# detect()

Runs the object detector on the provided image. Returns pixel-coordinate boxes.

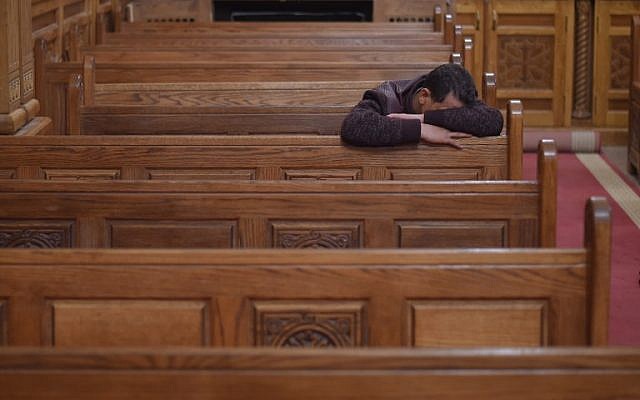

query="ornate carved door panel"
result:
[484,0,574,127]
[593,0,640,127]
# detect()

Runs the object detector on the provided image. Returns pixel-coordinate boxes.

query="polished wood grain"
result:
[64,58,491,135]
[0,132,519,182]
[3,347,635,400]
[0,196,610,348]
[0,141,553,249]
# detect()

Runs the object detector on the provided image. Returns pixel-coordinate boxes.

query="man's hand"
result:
[387,113,424,123]
[420,124,472,149]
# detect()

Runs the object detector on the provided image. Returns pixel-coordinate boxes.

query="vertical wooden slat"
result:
[483,72,497,107]
[463,37,474,78]
[584,196,611,346]
[444,13,454,45]
[83,55,96,106]
[433,5,442,32]
[66,73,82,134]
[537,139,557,248]
[506,100,523,180]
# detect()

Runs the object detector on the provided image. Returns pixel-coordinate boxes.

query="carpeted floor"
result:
[523,152,640,345]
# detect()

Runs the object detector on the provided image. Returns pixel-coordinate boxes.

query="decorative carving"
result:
[280,231,352,248]
[610,37,631,89]
[254,302,366,348]
[271,222,362,248]
[9,78,21,104]
[0,229,65,248]
[498,36,554,89]
[572,0,593,118]
[22,69,34,96]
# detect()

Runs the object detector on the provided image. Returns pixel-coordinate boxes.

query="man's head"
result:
[412,63,478,114]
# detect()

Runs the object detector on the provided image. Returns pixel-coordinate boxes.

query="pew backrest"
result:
[2,348,636,399]
[0,196,610,347]
[0,141,554,249]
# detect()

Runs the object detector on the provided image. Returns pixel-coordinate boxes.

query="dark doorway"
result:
[214,1,373,22]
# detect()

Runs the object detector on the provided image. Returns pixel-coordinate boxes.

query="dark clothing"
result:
[340,75,504,146]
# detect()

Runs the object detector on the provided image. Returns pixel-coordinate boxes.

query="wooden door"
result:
[485,0,574,126]
[593,0,640,127]
[455,0,484,89]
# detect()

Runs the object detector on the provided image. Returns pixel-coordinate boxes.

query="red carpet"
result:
[523,153,640,345]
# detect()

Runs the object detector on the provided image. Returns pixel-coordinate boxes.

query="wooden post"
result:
[83,56,96,106]
[463,37,474,77]
[66,73,83,134]
[444,13,454,45]
[537,139,557,248]
[584,196,611,346]
[482,72,497,108]
[454,24,463,53]
[506,100,523,180]
[433,5,442,32]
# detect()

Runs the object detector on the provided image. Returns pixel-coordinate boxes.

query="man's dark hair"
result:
[419,63,478,105]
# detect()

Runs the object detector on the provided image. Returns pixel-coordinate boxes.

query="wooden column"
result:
[572,0,593,119]
[1,0,40,134]
[0,0,26,133]
[19,0,38,120]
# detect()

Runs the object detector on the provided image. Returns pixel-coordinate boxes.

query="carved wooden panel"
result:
[269,221,362,248]
[396,220,506,248]
[107,220,237,248]
[43,169,120,181]
[0,170,16,179]
[485,0,573,126]
[389,168,481,181]
[408,300,548,347]
[593,0,640,127]
[253,301,366,347]
[0,301,5,345]
[498,35,554,89]
[46,300,210,346]
[283,169,361,181]
[0,221,73,248]
[610,36,631,90]
[148,169,255,181]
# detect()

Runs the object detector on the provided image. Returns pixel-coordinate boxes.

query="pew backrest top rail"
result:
[1,347,637,371]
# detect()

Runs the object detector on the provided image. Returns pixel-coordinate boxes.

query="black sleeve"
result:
[340,89,421,147]
[423,100,504,137]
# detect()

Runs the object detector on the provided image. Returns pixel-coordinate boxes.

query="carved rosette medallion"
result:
[263,314,354,347]
[271,221,362,248]
[0,229,67,248]
[254,302,366,348]
[498,36,554,89]
[280,231,352,248]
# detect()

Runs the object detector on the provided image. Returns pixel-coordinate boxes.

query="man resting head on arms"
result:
[340,63,503,149]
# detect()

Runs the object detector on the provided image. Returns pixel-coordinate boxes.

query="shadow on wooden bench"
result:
[0,196,610,347]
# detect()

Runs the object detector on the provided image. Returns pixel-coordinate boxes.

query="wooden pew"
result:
[96,37,452,51]
[0,140,554,249]
[0,134,521,183]
[66,57,490,135]
[629,15,640,177]
[0,196,609,347]
[40,60,449,133]
[1,347,637,399]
